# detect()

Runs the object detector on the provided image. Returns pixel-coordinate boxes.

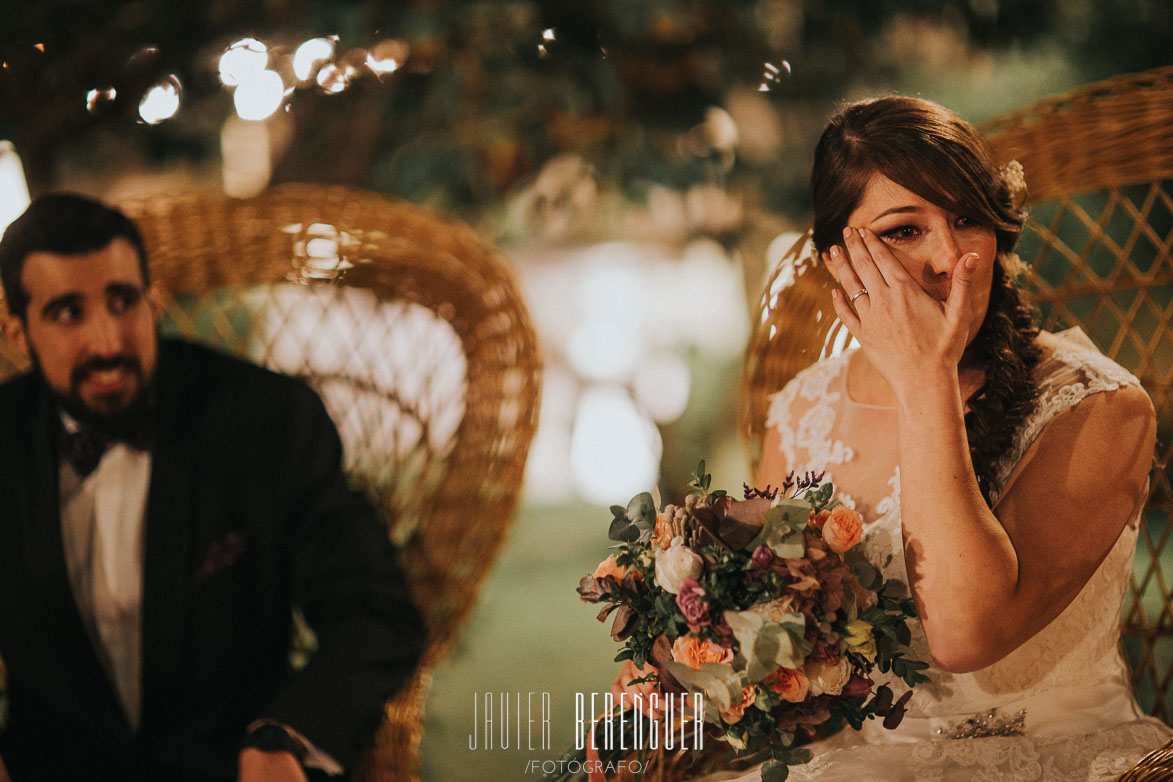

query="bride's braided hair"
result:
[810,96,1040,506]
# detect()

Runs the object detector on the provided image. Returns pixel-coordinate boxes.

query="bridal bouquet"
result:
[568,463,927,782]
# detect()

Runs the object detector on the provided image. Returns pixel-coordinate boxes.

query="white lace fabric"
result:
[729,327,1173,781]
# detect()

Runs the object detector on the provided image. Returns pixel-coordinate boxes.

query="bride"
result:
[713,97,1171,781]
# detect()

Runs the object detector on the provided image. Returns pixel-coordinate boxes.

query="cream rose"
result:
[804,658,851,697]
[655,536,703,594]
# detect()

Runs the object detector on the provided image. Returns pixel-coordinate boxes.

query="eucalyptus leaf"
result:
[725,609,808,682]
[851,561,881,591]
[761,760,790,782]
[765,526,805,559]
[768,499,812,531]
[660,661,740,712]
[780,747,813,765]
[747,499,811,558]
[608,492,657,543]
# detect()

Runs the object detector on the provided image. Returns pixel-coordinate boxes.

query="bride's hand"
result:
[826,226,980,394]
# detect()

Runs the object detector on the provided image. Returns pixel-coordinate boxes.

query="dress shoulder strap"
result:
[990,328,1142,505]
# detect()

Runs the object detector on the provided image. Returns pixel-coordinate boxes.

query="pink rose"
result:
[675,577,710,631]
[751,545,774,568]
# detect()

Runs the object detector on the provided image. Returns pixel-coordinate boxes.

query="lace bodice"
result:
[764,328,1150,733]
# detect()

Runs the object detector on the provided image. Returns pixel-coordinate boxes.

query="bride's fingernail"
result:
[843,227,852,239]
[962,252,979,269]
[829,246,841,259]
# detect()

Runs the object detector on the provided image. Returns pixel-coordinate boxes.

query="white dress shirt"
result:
[59,430,149,730]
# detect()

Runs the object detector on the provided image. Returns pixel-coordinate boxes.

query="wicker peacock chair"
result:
[740,67,1173,778]
[0,184,542,781]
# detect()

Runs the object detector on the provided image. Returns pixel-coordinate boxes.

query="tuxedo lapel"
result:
[18,384,131,739]
[139,343,196,729]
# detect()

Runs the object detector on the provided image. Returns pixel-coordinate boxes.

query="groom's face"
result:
[3,237,162,426]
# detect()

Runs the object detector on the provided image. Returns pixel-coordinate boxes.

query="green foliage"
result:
[804,482,835,511]
[608,492,656,543]
[688,460,728,507]
[725,609,808,681]
[748,500,810,558]
[761,759,790,782]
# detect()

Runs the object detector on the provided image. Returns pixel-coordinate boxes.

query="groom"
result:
[0,194,424,781]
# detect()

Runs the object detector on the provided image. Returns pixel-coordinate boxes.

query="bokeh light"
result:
[570,385,662,505]
[218,38,268,87]
[293,37,336,82]
[85,87,117,115]
[220,115,271,197]
[538,27,557,58]
[233,69,285,121]
[316,63,352,93]
[566,255,648,381]
[367,39,409,74]
[0,141,31,237]
[759,59,792,91]
[138,75,182,124]
[633,351,691,424]
[567,319,642,382]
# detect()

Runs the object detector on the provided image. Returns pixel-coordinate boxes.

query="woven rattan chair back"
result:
[741,67,1173,723]
[0,184,542,781]
[739,230,844,471]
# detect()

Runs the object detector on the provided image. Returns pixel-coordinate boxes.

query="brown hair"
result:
[0,193,149,320]
[810,96,1041,505]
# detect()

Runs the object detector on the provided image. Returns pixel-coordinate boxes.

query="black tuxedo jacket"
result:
[0,339,424,781]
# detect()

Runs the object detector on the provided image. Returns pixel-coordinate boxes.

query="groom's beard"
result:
[29,348,155,438]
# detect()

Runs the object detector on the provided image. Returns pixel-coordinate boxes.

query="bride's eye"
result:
[879,225,920,242]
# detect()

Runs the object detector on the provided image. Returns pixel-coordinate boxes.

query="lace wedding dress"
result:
[711,328,1171,782]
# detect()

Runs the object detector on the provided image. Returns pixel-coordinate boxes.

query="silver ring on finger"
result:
[850,288,869,304]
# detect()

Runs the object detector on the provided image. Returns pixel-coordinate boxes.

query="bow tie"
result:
[60,425,152,478]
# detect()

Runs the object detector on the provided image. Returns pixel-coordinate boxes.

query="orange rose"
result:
[809,509,831,531]
[719,685,758,724]
[670,635,734,669]
[592,554,628,582]
[763,666,810,703]
[822,505,863,553]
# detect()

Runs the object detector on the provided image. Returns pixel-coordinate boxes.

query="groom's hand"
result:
[238,748,309,782]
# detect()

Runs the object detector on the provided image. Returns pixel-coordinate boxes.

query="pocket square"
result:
[196,531,247,581]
